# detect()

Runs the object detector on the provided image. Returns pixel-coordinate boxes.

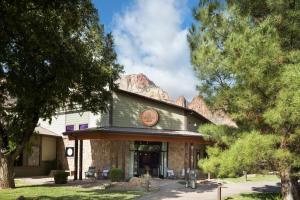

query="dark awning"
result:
[63,126,212,144]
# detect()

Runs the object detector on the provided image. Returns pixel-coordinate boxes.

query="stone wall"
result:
[168,142,207,178]
[57,138,207,179]
[57,138,131,177]
[168,142,185,176]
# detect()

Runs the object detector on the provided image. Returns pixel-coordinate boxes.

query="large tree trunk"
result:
[280,168,300,200]
[0,154,15,189]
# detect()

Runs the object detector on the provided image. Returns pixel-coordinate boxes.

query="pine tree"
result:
[188,0,300,199]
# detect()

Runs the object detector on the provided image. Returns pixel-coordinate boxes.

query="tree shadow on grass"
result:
[137,181,219,200]
[251,182,281,193]
[224,192,281,200]
[14,189,142,200]
[240,192,281,200]
[16,180,111,189]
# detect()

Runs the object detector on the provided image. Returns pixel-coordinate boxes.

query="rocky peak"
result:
[188,96,237,127]
[117,73,172,102]
[175,96,187,107]
[188,96,214,120]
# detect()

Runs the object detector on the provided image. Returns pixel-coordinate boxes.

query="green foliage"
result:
[227,0,300,51]
[109,168,124,182]
[199,132,278,177]
[199,124,242,147]
[54,171,69,184]
[189,0,300,179]
[0,1,122,156]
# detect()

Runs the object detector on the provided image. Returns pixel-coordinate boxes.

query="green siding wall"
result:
[187,115,203,132]
[112,92,185,130]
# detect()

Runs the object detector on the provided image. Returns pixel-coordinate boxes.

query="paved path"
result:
[138,180,280,200]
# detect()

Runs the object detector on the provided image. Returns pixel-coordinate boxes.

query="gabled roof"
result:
[115,89,213,124]
[35,126,61,137]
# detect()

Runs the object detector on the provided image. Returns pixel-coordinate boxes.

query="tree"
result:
[0,0,122,188]
[188,0,300,199]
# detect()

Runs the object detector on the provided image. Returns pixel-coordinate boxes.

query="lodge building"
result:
[15,89,213,179]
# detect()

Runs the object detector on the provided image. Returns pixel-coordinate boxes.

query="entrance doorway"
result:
[132,141,167,178]
[139,151,160,176]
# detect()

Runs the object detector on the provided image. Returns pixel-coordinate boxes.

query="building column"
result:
[74,139,78,181]
[79,140,83,180]
[122,141,126,172]
[188,143,192,170]
[184,142,188,180]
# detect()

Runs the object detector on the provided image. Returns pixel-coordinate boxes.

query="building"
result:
[51,89,211,178]
[14,127,60,177]
[16,88,213,178]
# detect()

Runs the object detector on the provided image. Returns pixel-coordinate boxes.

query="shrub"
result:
[54,171,69,184]
[109,168,124,182]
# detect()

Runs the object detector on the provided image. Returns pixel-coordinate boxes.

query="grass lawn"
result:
[0,184,143,200]
[218,175,280,183]
[224,192,281,200]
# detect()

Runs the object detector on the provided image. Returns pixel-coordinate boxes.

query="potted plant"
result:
[54,171,69,184]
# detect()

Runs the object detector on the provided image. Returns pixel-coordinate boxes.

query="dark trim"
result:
[74,140,78,181]
[166,142,169,174]
[79,140,83,180]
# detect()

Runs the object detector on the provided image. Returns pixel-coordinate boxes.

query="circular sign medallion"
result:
[140,109,159,127]
[65,147,74,157]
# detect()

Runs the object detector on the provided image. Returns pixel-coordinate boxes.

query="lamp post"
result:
[217,183,222,200]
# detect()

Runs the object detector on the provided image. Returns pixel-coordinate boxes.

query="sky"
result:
[92,0,199,100]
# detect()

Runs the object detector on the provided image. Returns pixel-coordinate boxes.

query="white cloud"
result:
[112,0,198,100]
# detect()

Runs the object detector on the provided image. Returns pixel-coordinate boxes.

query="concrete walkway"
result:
[138,180,280,200]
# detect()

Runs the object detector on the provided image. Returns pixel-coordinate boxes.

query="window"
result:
[79,124,88,130]
[66,125,74,132]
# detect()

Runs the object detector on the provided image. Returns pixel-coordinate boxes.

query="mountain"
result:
[117,73,172,102]
[117,73,236,127]
[188,96,237,127]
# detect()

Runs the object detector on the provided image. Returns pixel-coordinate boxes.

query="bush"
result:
[54,171,69,184]
[109,168,124,182]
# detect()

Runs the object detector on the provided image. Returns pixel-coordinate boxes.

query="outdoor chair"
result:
[181,168,190,179]
[99,165,111,179]
[85,166,96,179]
[167,169,176,179]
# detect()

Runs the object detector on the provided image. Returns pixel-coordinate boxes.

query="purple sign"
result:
[79,124,88,130]
[65,125,74,132]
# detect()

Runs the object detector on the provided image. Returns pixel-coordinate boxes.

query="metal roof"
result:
[63,126,208,139]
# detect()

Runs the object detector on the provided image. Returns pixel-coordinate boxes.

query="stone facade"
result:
[58,138,132,177]
[168,142,185,176]
[57,138,207,179]
[168,142,206,178]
